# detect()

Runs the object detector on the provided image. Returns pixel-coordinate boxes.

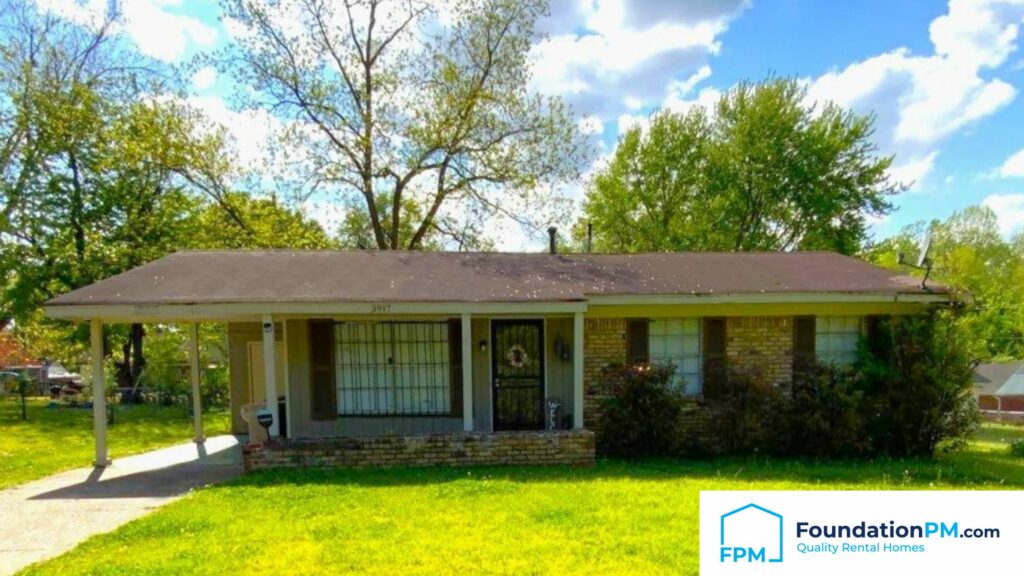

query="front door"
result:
[492,320,545,431]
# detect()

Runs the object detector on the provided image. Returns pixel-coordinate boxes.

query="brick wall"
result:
[581,315,796,451]
[243,430,595,471]
[724,316,793,385]
[583,318,627,429]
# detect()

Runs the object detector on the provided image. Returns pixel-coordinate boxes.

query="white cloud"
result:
[187,95,280,172]
[578,115,604,136]
[669,65,712,97]
[931,0,1024,68]
[804,0,1024,187]
[300,199,347,234]
[33,0,218,62]
[664,86,721,115]
[617,113,649,134]
[530,0,747,121]
[997,147,1024,177]
[983,193,1024,235]
[191,66,217,91]
[889,152,939,191]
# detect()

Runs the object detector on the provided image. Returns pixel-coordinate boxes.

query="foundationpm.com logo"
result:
[701,491,1020,575]
[719,503,784,564]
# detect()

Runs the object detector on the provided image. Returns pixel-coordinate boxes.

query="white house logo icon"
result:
[720,503,784,563]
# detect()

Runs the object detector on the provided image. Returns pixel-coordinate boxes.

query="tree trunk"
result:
[115,323,146,404]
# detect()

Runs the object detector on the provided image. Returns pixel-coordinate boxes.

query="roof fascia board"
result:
[585,293,949,305]
[43,301,590,322]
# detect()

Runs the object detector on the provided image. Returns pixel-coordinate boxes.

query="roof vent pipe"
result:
[548,226,558,254]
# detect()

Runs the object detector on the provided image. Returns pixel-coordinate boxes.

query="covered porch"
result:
[51,302,589,469]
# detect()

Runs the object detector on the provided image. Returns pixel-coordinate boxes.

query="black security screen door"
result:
[492,320,544,431]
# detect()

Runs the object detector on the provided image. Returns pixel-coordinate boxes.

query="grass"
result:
[18,423,1024,576]
[0,396,230,490]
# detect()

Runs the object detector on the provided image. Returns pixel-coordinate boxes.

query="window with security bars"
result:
[815,316,862,365]
[649,318,702,395]
[335,322,452,415]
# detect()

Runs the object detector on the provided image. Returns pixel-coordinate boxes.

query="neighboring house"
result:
[974,362,1024,413]
[43,248,949,469]
[1,362,84,396]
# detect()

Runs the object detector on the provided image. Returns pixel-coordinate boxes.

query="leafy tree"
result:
[865,206,1024,360]
[856,313,979,457]
[214,0,588,250]
[0,3,236,392]
[188,192,336,249]
[580,78,900,254]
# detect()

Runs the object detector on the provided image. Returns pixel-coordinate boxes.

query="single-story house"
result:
[43,249,949,469]
[974,362,1024,413]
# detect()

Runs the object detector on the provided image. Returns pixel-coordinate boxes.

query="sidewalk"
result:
[0,435,244,575]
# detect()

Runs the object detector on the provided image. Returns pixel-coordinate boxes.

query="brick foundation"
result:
[242,430,595,472]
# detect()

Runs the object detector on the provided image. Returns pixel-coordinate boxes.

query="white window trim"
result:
[648,317,703,395]
[815,316,863,365]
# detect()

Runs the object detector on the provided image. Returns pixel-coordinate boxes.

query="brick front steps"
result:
[242,430,596,471]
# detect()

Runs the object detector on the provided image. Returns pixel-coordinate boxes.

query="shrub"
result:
[705,367,782,455]
[779,363,866,457]
[201,365,230,409]
[597,363,687,457]
[1011,439,1024,458]
[855,312,980,457]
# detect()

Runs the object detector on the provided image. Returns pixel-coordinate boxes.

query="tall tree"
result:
[215,0,587,250]
[188,191,336,249]
[580,78,901,255]
[0,2,236,389]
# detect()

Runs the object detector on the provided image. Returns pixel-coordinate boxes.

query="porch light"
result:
[479,339,488,352]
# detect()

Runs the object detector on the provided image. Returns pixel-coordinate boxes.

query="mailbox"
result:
[255,408,274,432]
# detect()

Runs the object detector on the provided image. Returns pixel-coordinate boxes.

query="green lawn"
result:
[18,423,1024,576]
[0,397,230,490]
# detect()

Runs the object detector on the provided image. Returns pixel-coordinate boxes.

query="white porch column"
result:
[90,319,110,467]
[461,313,473,432]
[262,314,279,437]
[573,312,584,430]
[189,323,204,443]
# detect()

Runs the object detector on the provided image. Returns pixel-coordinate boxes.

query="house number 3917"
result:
[371,304,392,313]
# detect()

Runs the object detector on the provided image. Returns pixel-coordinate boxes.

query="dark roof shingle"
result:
[46,250,945,307]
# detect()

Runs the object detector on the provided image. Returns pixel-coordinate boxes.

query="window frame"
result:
[814,316,863,366]
[647,317,703,395]
[333,321,455,417]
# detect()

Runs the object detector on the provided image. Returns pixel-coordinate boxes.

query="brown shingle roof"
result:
[45,250,945,307]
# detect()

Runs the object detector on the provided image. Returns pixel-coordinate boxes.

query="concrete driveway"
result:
[0,435,244,575]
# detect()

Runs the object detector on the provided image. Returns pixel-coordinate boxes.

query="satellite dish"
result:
[915,229,932,268]
[897,229,935,290]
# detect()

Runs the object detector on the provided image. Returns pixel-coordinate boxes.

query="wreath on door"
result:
[505,344,531,368]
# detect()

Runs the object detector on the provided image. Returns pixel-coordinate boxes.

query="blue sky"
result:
[33,0,1024,249]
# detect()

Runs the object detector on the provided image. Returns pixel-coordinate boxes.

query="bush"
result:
[597,363,687,457]
[1011,439,1024,458]
[597,313,978,460]
[856,312,980,457]
[201,365,230,409]
[705,367,782,455]
[779,363,867,457]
